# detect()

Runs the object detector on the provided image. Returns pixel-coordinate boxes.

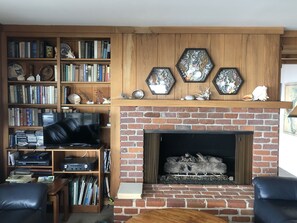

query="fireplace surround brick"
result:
[115,106,280,223]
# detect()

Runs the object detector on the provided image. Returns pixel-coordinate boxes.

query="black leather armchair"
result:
[253,176,297,223]
[0,183,48,223]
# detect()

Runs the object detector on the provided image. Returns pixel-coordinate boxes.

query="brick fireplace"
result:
[114,106,280,223]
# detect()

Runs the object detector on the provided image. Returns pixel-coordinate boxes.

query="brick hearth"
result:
[114,106,280,223]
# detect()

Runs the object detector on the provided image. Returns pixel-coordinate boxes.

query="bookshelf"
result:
[2,31,112,213]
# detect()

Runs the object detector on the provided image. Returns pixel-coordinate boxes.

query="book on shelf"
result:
[6,174,35,183]
[8,40,54,58]
[117,182,143,199]
[8,151,20,165]
[77,40,110,59]
[104,176,111,198]
[9,85,57,105]
[70,176,99,206]
[104,149,111,173]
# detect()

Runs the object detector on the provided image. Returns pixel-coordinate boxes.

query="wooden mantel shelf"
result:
[112,99,292,109]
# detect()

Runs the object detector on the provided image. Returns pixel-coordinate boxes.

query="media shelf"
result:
[2,31,112,213]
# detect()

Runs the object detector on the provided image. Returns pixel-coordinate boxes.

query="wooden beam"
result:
[112,99,292,109]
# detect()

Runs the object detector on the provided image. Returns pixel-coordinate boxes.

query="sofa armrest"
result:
[0,183,48,210]
[253,176,297,200]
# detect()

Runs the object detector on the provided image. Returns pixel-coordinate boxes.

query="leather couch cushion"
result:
[0,209,43,223]
[255,199,297,223]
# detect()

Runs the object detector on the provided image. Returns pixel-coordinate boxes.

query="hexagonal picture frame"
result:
[146,67,176,95]
[212,68,244,95]
[176,48,214,82]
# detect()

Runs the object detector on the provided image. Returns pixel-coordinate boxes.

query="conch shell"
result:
[252,86,269,101]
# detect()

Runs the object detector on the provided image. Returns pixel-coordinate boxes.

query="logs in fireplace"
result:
[160,152,232,184]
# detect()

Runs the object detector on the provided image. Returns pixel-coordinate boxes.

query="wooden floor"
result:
[126,208,227,223]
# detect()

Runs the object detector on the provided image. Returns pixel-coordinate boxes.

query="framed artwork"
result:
[284,82,297,135]
[146,67,176,95]
[212,68,244,95]
[176,48,214,82]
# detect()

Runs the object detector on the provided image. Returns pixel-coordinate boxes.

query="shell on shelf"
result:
[67,93,81,104]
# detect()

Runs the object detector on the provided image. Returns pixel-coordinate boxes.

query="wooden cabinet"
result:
[2,31,112,213]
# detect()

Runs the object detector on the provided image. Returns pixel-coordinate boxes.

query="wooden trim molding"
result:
[112,99,292,109]
[2,25,284,35]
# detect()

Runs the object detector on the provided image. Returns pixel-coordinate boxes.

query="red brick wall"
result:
[115,106,280,222]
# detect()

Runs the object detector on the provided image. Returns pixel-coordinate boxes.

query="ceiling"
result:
[0,0,297,30]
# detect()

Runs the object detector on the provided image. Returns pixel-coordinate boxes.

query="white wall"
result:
[279,64,297,176]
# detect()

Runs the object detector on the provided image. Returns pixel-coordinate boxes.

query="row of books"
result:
[61,64,110,82]
[8,108,55,127]
[9,85,57,104]
[8,40,54,58]
[69,176,99,206]
[77,40,110,59]
[104,149,111,173]
[9,130,43,147]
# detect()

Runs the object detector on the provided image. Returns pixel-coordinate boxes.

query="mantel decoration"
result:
[212,68,243,95]
[176,48,214,82]
[146,67,176,95]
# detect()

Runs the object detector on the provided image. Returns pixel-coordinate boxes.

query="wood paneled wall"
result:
[0,25,4,183]
[120,33,281,101]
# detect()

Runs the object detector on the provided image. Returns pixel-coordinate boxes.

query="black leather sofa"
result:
[253,176,297,223]
[0,183,48,223]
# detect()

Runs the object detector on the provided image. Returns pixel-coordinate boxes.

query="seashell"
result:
[17,75,25,81]
[26,75,35,81]
[184,95,195,100]
[252,86,269,101]
[67,93,81,104]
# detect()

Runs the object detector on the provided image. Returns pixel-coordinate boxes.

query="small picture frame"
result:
[45,45,54,58]
[212,68,244,95]
[146,67,176,95]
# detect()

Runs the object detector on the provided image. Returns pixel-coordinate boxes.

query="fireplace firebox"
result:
[144,130,253,185]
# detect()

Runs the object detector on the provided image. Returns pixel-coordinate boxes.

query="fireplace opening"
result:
[144,130,253,185]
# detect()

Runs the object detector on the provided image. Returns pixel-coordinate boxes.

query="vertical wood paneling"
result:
[137,34,158,99]
[209,34,225,99]
[122,33,281,101]
[157,34,175,99]
[122,34,137,95]
[223,34,244,100]
[110,34,123,196]
[263,35,280,100]
[174,34,191,99]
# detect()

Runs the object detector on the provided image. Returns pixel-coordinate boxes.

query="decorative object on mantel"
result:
[120,93,130,99]
[182,95,195,101]
[195,87,211,100]
[252,85,269,101]
[120,89,145,100]
[146,67,175,95]
[176,48,214,82]
[212,68,244,95]
[131,89,145,99]
[67,93,81,104]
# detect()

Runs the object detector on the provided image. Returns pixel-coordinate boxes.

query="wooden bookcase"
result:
[1,29,113,212]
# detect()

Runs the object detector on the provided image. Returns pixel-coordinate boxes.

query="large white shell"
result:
[252,86,269,101]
